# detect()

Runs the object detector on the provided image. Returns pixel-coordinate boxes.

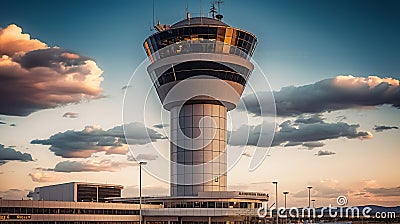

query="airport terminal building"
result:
[29,182,124,203]
[0,182,268,223]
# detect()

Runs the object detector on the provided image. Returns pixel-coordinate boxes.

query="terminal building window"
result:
[77,185,121,202]
[162,200,263,209]
[0,207,139,215]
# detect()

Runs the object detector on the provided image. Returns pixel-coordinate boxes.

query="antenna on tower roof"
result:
[210,1,217,19]
[152,0,155,27]
[216,0,224,21]
[185,0,190,25]
[149,0,156,31]
[217,0,223,13]
[150,0,170,32]
[200,0,203,24]
[210,0,224,20]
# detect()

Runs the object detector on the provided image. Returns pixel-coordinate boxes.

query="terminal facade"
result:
[1,182,268,223]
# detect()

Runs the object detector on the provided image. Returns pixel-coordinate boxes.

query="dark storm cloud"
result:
[363,186,400,197]
[112,122,167,143]
[31,122,166,158]
[16,48,91,69]
[121,85,131,90]
[239,76,400,117]
[153,123,169,129]
[0,144,33,165]
[316,150,336,156]
[242,152,252,157]
[283,141,302,147]
[354,192,367,196]
[282,140,325,149]
[228,118,372,148]
[302,141,325,149]
[62,112,79,118]
[274,120,372,146]
[373,125,399,132]
[294,114,325,124]
[0,24,104,116]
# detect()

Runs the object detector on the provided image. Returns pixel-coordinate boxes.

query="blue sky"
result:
[0,0,399,206]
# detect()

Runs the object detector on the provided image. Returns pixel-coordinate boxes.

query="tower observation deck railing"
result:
[144,26,257,62]
[146,41,253,62]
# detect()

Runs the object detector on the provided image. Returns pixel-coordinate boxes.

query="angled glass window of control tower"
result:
[143,15,257,196]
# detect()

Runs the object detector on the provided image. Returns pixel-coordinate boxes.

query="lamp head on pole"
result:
[283,191,289,195]
[307,186,312,190]
[139,161,148,166]
[272,181,278,185]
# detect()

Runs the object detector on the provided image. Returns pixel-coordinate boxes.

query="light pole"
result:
[283,191,289,209]
[311,199,316,223]
[272,181,278,224]
[307,186,312,222]
[139,161,147,224]
[283,191,289,224]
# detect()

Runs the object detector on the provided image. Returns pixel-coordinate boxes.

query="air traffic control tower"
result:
[143,13,257,196]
